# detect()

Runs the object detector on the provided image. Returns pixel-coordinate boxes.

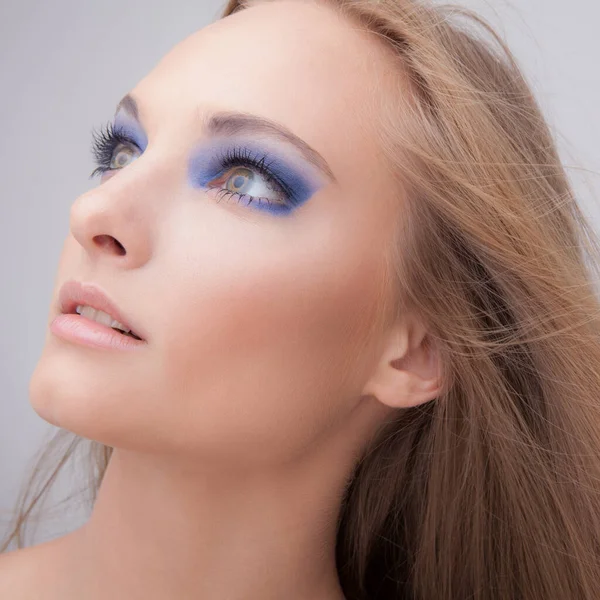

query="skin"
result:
[0,1,442,598]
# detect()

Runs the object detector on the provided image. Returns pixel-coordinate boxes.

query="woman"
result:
[2,0,600,598]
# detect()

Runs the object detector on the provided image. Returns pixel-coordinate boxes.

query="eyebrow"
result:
[115,93,336,183]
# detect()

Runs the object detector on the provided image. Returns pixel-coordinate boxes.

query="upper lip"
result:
[58,280,145,340]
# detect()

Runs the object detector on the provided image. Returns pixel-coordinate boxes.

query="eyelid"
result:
[214,146,292,196]
[220,136,326,186]
[188,138,323,200]
[113,106,325,191]
[91,121,323,215]
[121,139,142,154]
[89,121,145,179]
[112,115,148,152]
[108,131,142,164]
[115,95,335,183]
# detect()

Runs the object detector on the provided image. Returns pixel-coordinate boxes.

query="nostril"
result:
[94,235,126,255]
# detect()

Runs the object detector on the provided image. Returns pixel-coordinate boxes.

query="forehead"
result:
[131,0,393,177]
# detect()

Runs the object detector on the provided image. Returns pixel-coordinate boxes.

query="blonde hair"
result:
[4,0,600,598]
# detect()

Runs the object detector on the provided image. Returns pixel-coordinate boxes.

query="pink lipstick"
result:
[50,280,147,350]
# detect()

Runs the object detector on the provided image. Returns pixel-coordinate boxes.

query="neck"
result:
[59,437,354,600]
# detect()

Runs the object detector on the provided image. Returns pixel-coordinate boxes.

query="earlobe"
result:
[361,319,442,409]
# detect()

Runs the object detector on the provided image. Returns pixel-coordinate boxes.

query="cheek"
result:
[152,216,389,463]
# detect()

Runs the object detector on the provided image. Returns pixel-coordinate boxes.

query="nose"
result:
[69,170,155,269]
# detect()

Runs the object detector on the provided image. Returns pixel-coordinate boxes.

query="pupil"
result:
[232,175,246,190]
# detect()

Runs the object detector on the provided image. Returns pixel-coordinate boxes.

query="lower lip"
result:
[50,314,146,350]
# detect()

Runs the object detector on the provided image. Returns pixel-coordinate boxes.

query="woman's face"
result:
[30,0,402,466]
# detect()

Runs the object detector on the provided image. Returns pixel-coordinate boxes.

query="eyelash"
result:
[89,121,293,210]
[208,146,293,209]
[89,121,136,179]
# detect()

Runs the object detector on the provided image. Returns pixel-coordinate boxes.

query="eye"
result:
[201,145,296,212]
[89,121,142,179]
[208,165,288,207]
[109,144,138,170]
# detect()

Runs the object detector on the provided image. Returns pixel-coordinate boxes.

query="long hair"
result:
[4,0,600,598]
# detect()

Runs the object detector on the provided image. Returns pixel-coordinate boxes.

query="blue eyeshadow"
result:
[187,138,323,215]
[114,112,148,152]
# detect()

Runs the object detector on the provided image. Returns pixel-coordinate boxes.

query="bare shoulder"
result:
[0,536,73,599]
[0,543,44,599]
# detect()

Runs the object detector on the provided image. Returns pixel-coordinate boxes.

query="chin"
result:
[28,343,124,446]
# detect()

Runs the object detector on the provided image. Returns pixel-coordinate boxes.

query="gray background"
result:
[1,0,599,545]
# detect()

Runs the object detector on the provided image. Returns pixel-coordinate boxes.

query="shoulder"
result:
[0,535,73,599]
[0,544,40,599]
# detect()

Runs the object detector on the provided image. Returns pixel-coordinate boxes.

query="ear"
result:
[362,316,442,409]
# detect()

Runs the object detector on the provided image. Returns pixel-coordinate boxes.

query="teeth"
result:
[75,305,131,334]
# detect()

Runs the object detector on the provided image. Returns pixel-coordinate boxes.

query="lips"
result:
[58,280,146,341]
